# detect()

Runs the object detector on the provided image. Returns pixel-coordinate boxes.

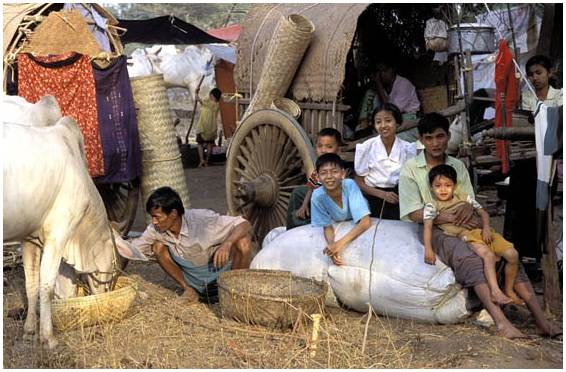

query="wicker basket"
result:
[244,14,314,119]
[218,269,327,328]
[271,97,301,119]
[3,243,22,268]
[130,74,191,223]
[51,276,137,332]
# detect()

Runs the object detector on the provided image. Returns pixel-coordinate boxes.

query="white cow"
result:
[3,95,146,349]
[127,45,216,101]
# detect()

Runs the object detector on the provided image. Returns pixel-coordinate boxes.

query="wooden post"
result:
[542,160,562,315]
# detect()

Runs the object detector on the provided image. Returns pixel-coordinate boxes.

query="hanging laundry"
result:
[494,40,519,175]
[18,53,105,177]
[92,56,142,184]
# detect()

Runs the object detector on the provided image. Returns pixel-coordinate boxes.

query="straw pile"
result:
[130,74,191,222]
[243,14,314,119]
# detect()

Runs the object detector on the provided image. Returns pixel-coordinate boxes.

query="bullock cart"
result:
[3,3,139,235]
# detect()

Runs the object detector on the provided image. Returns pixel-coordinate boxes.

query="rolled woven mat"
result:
[243,14,314,119]
[271,97,301,119]
[130,74,190,223]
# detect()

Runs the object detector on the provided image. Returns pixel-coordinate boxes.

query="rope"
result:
[366,195,387,311]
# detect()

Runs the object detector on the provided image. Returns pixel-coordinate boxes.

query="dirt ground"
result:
[3,162,563,368]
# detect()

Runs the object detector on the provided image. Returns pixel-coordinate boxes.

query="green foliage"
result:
[104,3,251,29]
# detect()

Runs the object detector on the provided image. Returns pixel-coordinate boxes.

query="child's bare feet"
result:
[491,290,513,305]
[504,290,525,305]
[497,324,529,339]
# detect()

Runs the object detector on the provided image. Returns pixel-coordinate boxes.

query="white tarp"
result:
[252,219,471,324]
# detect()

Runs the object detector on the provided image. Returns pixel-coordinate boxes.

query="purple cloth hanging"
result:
[92,56,141,184]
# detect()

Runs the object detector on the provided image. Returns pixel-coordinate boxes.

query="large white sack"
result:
[251,218,470,324]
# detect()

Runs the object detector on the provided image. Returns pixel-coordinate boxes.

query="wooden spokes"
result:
[96,178,140,235]
[226,109,316,245]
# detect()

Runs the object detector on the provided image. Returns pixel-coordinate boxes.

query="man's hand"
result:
[296,202,310,220]
[213,241,232,268]
[424,247,436,265]
[330,253,344,266]
[481,227,493,245]
[382,191,399,205]
[325,240,346,258]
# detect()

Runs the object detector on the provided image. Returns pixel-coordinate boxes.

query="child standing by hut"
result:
[195,87,222,167]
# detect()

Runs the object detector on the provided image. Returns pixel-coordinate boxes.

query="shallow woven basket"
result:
[130,74,191,223]
[271,97,301,119]
[51,276,137,332]
[218,269,327,328]
[244,14,314,119]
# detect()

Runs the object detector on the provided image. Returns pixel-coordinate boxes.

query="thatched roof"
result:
[236,3,368,103]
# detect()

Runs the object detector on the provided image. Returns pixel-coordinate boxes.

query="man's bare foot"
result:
[496,324,529,339]
[536,321,562,339]
[180,288,199,304]
[491,291,513,306]
[504,290,525,306]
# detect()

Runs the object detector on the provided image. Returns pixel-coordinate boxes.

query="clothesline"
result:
[483,3,538,99]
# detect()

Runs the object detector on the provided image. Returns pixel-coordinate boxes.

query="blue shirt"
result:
[311,178,370,227]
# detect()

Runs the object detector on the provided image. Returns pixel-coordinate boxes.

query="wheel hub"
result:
[236,173,279,208]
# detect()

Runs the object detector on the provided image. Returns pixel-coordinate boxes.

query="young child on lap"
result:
[311,153,371,266]
[423,164,523,305]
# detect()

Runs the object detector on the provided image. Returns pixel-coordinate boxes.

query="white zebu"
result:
[3,95,146,349]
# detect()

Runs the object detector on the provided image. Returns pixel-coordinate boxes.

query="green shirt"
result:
[398,151,474,222]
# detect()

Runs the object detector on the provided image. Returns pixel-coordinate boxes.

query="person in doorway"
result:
[522,55,563,111]
[286,128,343,229]
[126,187,253,303]
[195,87,222,167]
[398,112,561,339]
[354,103,417,219]
[311,153,371,266]
[423,164,523,305]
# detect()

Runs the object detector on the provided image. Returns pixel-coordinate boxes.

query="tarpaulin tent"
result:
[118,16,228,45]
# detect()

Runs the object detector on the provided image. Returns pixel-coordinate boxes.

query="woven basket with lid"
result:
[218,269,327,328]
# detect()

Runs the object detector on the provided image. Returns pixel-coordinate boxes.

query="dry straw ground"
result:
[3,261,563,369]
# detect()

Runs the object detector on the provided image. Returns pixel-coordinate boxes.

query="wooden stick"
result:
[309,313,322,357]
[185,74,207,144]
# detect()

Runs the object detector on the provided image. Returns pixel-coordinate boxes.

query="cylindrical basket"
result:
[271,97,301,119]
[218,269,327,328]
[52,276,138,331]
[244,14,314,119]
[130,74,191,223]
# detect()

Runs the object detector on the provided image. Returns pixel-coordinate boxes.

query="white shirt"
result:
[522,86,563,111]
[355,136,417,188]
[389,75,421,114]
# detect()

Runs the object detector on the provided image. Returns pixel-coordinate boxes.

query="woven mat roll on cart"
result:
[244,14,314,119]
[271,97,301,119]
[130,74,190,223]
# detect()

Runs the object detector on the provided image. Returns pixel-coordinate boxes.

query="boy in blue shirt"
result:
[311,153,371,266]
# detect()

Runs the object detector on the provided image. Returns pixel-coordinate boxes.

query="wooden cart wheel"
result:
[96,178,140,235]
[226,109,316,244]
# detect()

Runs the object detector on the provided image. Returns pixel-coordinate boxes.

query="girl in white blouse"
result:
[354,103,417,219]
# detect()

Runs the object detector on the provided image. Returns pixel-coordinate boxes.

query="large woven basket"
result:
[51,276,137,332]
[130,74,191,223]
[271,97,301,119]
[218,269,327,328]
[244,14,314,119]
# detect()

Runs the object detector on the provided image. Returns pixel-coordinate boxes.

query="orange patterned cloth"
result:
[18,53,105,177]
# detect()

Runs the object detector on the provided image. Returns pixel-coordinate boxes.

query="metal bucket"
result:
[447,23,495,55]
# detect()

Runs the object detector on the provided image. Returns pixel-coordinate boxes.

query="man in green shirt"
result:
[399,113,560,339]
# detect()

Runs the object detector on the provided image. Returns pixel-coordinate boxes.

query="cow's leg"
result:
[22,241,40,341]
[38,238,64,349]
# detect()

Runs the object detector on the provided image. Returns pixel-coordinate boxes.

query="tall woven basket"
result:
[130,74,191,222]
[244,14,314,119]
